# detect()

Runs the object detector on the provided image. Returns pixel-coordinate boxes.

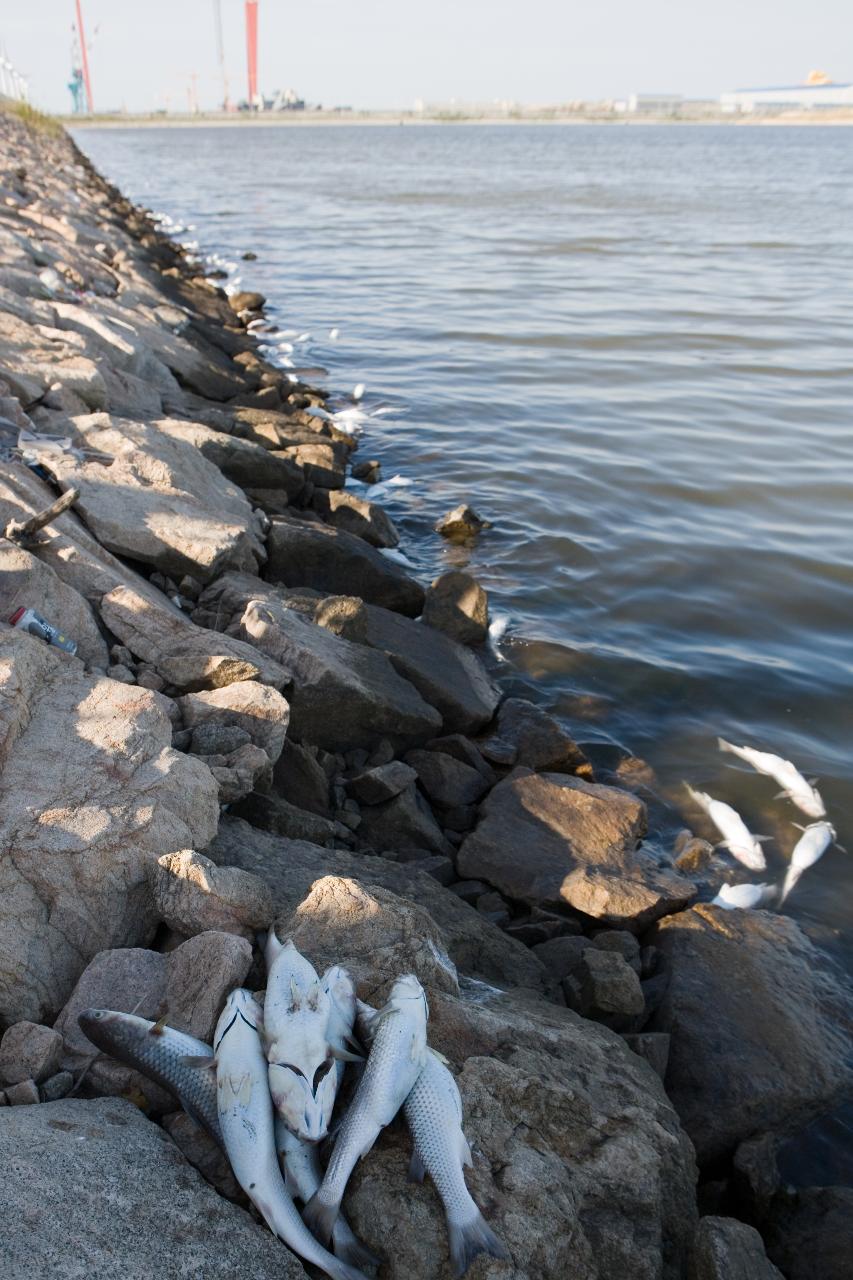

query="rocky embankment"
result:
[0,104,850,1280]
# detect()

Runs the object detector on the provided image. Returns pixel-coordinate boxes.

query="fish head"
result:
[213,987,263,1051]
[268,1053,336,1142]
[389,973,429,1021]
[77,1007,145,1055]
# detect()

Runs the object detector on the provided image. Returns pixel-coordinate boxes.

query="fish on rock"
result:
[711,882,777,911]
[322,964,362,1091]
[304,974,429,1245]
[275,1118,381,1271]
[718,738,826,819]
[685,784,768,871]
[263,934,339,1142]
[78,1008,221,1142]
[201,988,369,1280]
[780,821,840,903]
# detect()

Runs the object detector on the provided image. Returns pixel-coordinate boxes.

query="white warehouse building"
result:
[722,82,853,113]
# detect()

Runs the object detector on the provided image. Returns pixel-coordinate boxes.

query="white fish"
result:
[405,1049,508,1278]
[718,738,825,819]
[780,821,839,903]
[685,784,768,871]
[263,936,337,1142]
[352,383,365,402]
[380,547,415,568]
[304,974,429,1244]
[210,990,368,1280]
[275,1119,380,1270]
[711,882,777,911]
[329,327,340,339]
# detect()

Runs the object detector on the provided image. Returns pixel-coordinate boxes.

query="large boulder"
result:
[0,1098,305,1279]
[41,413,265,582]
[176,680,290,764]
[318,596,500,735]
[154,416,305,498]
[356,783,455,857]
[476,696,591,774]
[421,569,488,645]
[277,876,460,1002]
[265,515,424,616]
[0,539,110,669]
[649,905,853,1163]
[206,816,547,993]
[100,585,289,692]
[0,628,218,1024]
[344,987,697,1280]
[457,768,694,928]
[226,587,442,750]
[311,487,399,548]
[764,1187,853,1280]
[689,1217,784,1280]
[149,849,273,939]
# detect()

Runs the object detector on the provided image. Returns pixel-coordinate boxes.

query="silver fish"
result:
[718,738,826,819]
[275,1118,381,1271]
[210,989,368,1280]
[711,882,777,911]
[405,1049,509,1278]
[780,821,839,903]
[264,935,337,1142]
[304,974,429,1244]
[685,784,768,870]
[77,1008,220,1141]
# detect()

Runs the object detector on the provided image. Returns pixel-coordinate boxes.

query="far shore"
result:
[65,108,853,129]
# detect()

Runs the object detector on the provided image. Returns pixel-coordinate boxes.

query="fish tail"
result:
[326,1260,372,1280]
[304,1191,341,1246]
[332,1223,383,1271]
[779,866,799,905]
[448,1211,509,1279]
[717,737,736,755]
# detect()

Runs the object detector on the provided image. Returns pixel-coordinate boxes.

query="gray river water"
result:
[75,122,853,1178]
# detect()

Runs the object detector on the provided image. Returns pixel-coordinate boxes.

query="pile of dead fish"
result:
[78,936,507,1280]
[687,738,842,910]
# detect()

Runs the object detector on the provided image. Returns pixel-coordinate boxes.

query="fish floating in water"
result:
[711,882,777,911]
[304,974,429,1246]
[684,784,768,871]
[209,988,368,1280]
[718,738,826,819]
[780,821,842,903]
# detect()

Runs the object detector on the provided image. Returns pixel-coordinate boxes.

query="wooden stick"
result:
[4,487,80,545]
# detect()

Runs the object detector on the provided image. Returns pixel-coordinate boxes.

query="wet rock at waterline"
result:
[421,569,489,645]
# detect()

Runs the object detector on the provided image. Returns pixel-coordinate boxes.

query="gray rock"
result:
[650,905,853,1163]
[271,738,331,815]
[421,570,489,644]
[4,1078,40,1106]
[206,816,547,993]
[434,503,487,541]
[0,1021,63,1086]
[347,760,418,805]
[164,931,253,1044]
[404,749,491,809]
[0,1097,305,1279]
[39,1071,74,1103]
[425,733,496,783]
[0,539,110,669]
[162,1111,241,1201]
[622,1032,671,1080]
[176,679,290,765]
[356,783,454,857]
[732,1133,780,1221]
[689,1216,784,1280]
[532,935,590,980]
[477,696,591,774]
[764,1186,853,1280]
[589,929,642,973]
[568,949,645,1030]
[266,515,424,615]
[205,742,271,804]
[189,722,251,756]
[0,629,219,1026]
[351,458,381,483]
[231,792,352,846]
[276,876,460,1004]
[281,441,345,489]
[155,416,305,498]
[311,487,399,548]
[458,768,694,928]
[150,850,273,939]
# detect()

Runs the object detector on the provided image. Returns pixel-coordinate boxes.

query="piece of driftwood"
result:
[4,487,79,545]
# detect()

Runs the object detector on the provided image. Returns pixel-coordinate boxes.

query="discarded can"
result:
[9,606,77,655]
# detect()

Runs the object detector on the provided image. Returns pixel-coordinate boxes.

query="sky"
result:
[3,1,853,115]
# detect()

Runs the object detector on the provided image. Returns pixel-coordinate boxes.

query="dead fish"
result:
[198,989,369,1280]
[77,1008,221,1142]
[780,821,841,903]
[685,784,768,870]
[718,738,826,819]
[264,935,336,1142]
[711,882,777,911]
[405,1048,509,1278]
[304,974,429,1244]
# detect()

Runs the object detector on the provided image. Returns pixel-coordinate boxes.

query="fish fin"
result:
[149,1014,168,1037]
[773,790,790,801]
[235,1073,253,1106]
[808,777,820,787]
[180,1054,216,1070]
[303,1192,340,1245]
[835,842,848,854]
[332,1230,383,1271]
[754,835,773,844]
[408,1150,426,1183]
[459,1133,473,1168]
[330,1044,363,1063]
[448,1213,510,1279]
[791,822,807,832]
[717,738,736,754]
[427,1047,450,1065]
[343,1031,365,1055]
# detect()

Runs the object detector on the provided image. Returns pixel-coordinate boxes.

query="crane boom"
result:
[75,0,94,113]
[246,0,259,107]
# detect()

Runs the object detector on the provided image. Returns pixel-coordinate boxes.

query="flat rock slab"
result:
[265,514,424,616]
[650,905,853,1163]
[0,1098,304,1280]
[41,413,265,583]
[154,416,305,498]
[100,585,290,693]
[224,582,441,750]
[0,627,219,1024]
[458,768,694,928]
[206,816,547,993]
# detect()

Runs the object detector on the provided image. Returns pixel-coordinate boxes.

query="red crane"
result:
[245,0,259,108]
[75,0,94,113]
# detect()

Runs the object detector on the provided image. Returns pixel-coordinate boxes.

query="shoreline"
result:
[66,112,853,129]
[1,100,850,1279]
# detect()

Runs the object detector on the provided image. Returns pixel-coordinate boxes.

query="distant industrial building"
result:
[627,94,684,115]
[721,74,853,113]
